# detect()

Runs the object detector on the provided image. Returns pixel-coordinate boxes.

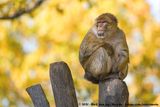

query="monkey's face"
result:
[96,20,108,38]
[95,13,118,38]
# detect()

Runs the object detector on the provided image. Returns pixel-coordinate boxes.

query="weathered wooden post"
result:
[99,79,129,107]
[49,61,78,107]
[26,84,50,107]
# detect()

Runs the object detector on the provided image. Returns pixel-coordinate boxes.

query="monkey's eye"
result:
[102,21,107,23]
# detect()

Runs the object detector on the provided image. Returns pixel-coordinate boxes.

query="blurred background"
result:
[0,0,160,107]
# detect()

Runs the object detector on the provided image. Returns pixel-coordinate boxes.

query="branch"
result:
[0,0,45,20]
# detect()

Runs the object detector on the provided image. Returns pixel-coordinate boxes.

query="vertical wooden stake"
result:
[50,61,78,107]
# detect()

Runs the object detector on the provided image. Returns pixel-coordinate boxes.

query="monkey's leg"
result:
[85,47,112,82]
[97,48,113,81]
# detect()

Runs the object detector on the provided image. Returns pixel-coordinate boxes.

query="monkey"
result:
[79,13,129,84]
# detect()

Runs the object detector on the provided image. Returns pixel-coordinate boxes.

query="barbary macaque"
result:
[79,13,129,84]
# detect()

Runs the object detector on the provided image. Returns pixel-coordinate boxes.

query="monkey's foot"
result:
[84,72,99,84]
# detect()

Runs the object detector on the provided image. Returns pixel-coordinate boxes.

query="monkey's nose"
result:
[98,27,104,31]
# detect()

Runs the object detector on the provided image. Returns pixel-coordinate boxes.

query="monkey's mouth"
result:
[97,31,105,38]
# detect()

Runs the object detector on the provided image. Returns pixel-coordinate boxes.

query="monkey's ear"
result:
[112,17,118,25]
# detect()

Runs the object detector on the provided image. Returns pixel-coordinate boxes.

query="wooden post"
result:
[26,84,50,107]
[99,79,129,107]
[50,61,78,107]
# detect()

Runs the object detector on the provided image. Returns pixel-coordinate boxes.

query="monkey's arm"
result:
[79,48,90,67]
[116,39,129,72]
[79,37,92,67]
[79,32,103,67]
